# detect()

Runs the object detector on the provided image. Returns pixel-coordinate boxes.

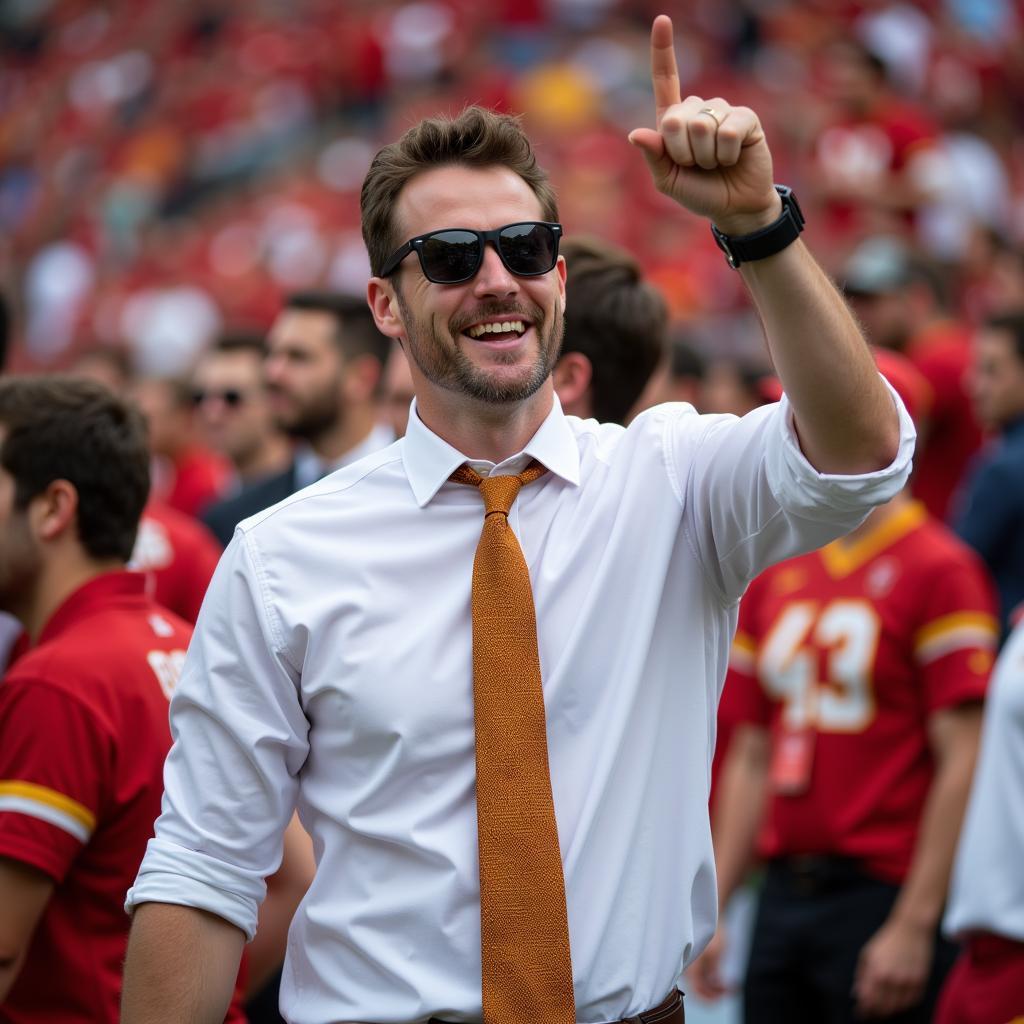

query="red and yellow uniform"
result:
[723,501,997,882]
[0,572,190,1022]
[131,500,222,623]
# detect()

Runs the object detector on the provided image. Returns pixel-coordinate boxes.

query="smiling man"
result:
[122,16,913,1024]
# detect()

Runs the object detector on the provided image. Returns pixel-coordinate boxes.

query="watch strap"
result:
[711,185,805,269]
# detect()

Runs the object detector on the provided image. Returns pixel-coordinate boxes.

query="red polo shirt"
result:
[0,572,189,1022]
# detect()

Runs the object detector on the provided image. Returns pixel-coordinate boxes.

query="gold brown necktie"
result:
[450,461,575,1024]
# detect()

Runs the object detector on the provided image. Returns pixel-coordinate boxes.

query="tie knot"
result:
[478,474,523,518]
[449,460,548,518]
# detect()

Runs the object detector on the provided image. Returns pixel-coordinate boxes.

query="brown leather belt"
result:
[619,988,684,1024]
[431,989,684,1024]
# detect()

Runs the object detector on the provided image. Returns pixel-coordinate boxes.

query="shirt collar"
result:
[38,570,146,647]
[401,393,581,508]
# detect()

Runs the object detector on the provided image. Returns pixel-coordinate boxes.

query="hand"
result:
[628,15,780,235]
[686,925,731,1001]
[853,916,934,1018]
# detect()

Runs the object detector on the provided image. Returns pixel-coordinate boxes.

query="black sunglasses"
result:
[380,221,563,285]
[192,388,246,408]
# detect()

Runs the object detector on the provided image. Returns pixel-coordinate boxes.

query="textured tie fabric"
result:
[450,461,575,1024]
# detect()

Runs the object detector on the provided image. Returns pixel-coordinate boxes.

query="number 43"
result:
[759,600,881,733]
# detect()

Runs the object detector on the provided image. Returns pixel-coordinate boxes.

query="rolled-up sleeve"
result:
[125,532,309,940]
[677,378,915,603]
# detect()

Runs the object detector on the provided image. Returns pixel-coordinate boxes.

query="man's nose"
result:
[472,244,519,298]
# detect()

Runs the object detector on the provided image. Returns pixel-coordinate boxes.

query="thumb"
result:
[628,128,673,180]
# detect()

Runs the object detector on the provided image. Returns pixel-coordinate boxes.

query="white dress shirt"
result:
[944,616,1024,942]
[128,392,913,1024]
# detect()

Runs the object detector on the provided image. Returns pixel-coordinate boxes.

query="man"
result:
[842,235,982,521]
[122,17,912,1023]
[810,38,938,247]
[192,332,292,492]
[128,500,223,624]
[67,356,224,624]
[552,236,668,425]
[201,291,393,547]
[0,377,196,1018]
[938,610,1024,1023]
[953,311,1024,638]
[690,352,996,1022]
[379,340,416,438]
[132,373,231,518]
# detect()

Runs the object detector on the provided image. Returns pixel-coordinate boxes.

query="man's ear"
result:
[31,479,78,543]
[367,279,405,340]
[552,351,593,417]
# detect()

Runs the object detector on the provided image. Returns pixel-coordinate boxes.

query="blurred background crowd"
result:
[2,0,1023,375]
[3,1,1024,1022]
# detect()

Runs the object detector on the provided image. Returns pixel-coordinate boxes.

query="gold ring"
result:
[698,106,723,127]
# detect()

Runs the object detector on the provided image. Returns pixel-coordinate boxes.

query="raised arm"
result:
[629,15,900,475]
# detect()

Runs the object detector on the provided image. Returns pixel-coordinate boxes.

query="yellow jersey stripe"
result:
[916,625,999,665]
[0,780,96,831]
[914,612,999,651]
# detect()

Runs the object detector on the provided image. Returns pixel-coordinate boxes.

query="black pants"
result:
[744,857,958,1024]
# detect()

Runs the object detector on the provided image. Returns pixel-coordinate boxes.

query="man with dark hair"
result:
[132,373,231,519]
[192,332,291,491]
[953,311,1024,637]
[201,291,393,547]
[552,236,668,425]
[0,376,196,1019]
[124,17,913,1024]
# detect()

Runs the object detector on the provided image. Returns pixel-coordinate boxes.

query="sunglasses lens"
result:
[420,230,481,283]
[498,223,557,275]
[193,389,244,407]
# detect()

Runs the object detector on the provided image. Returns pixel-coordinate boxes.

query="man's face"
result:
[131,378,191,457]
[0,451,41,620]
[383,165,566,409]
[847,290,910,350]
[192,350,276,466]
[265,310,345,441]
[381,344,416,438]
[969,327,1024,430]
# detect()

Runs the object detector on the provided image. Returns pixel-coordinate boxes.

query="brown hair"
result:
[360,106,559,278]
[0,375,150,561]
[561,236,668,425]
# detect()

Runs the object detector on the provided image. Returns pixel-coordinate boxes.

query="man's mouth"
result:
[464,319,528,341]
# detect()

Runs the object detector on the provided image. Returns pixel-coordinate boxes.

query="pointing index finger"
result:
[650,15,681,125]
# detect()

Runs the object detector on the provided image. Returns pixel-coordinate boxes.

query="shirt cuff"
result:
[766,379,915,520]
[125,836,266,941]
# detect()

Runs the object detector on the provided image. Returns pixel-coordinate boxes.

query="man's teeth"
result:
[467,320,526,339]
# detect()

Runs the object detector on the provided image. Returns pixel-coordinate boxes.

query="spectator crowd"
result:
[1,0,1024,1022]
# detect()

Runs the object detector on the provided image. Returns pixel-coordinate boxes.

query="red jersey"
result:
[815,102,937,240]
[130,500,222,623]
[161,445,231,519]
[0,572,190,1022]
[905,323,983,521]
[723,502,997,882]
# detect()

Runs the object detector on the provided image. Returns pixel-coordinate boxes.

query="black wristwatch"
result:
[711,185,805,269]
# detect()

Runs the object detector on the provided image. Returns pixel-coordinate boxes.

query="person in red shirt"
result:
[690,352,997,1022]
[0,376,242,1022]
[841,235,983,521]
[132,374,231,518]
[129,500,222,623]
[810,39,939,247]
